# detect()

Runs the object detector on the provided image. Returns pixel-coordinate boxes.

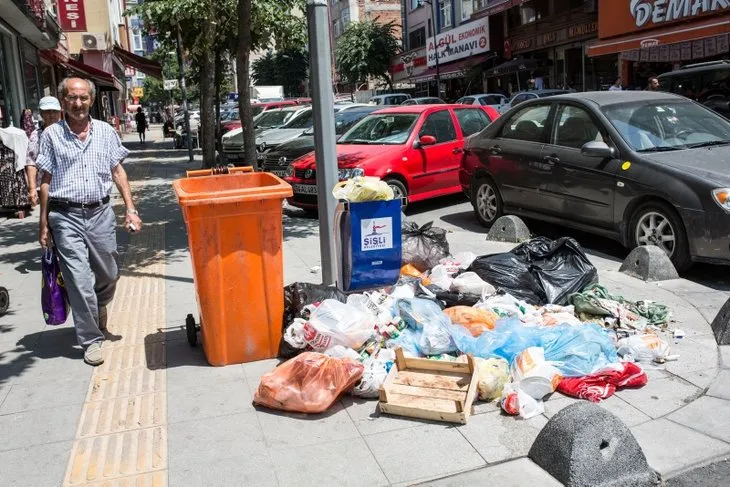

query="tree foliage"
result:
[335,19,400,88]
[251,48,308,96]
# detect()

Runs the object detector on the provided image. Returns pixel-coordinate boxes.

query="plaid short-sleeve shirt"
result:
[36,117,129,203]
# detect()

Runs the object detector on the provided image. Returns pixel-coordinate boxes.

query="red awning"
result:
[113,46,163,79]
[587,17,730,57]
[60,58,117,90]
[411,53,496,82]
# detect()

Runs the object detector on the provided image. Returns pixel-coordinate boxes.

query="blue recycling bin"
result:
[335,199,402,292]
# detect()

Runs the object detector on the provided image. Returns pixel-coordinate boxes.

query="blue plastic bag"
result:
[450,317,617,377]
[397,298,457,355]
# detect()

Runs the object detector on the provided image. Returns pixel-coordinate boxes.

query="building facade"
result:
[330,0,404,91]
[0,0,60,126]
[589,0,730,90]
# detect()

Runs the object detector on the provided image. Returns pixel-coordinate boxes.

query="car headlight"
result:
[338,167,365,180]
[258,142,266,152]
[284,165,295,178]
[712,188,730,213]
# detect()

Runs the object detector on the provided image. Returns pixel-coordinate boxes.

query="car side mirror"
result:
[415,135,437,148]
[581,141,616,159]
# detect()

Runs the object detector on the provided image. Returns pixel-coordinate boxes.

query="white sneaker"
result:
[84,342,104,366]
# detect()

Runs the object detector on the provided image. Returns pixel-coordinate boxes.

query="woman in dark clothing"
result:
[135,107,147,143]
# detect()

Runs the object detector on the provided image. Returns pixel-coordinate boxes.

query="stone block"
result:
[528,402,656,487]
[711,297,730,345]
[619,246,679,282]
[486,215,530,243]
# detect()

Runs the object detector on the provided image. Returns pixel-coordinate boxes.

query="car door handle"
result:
[452,147,463,154]
[489,145,502,155]
[544,155,560,164]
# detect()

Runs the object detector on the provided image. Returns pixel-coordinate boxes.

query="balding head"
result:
[59,77,96,124]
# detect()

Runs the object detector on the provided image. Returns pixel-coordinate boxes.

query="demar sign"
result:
[57,0,87,32]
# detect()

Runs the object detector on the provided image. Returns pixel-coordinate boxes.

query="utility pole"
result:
[176,21,193,162]
[306,0,339,286]
[423,0,440,98]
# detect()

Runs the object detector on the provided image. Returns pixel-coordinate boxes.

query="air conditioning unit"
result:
[81,33,106,51]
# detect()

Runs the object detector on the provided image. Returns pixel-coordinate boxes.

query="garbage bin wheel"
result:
[185,313,198,346]
[0,287,9,315]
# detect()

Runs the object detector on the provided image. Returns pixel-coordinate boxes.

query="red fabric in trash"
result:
[557,362,647,402]
[253,352,364,414]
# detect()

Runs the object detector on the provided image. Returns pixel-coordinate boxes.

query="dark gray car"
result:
[459,91,730,270]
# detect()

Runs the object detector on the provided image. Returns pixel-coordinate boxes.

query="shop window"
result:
[419,109,457,143]
[553,105,604,149]
[501,104,551,143]
[409,27,426,50]
[455,108,491,136]
[440,0,452,29]
[461,0,473,21]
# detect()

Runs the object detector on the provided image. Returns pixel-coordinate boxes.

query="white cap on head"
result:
[39,96,62,111]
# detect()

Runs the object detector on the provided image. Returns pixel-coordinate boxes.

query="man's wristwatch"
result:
[126,208,139,215]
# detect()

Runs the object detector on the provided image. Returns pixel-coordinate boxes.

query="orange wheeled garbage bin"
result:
[173,168,293,366]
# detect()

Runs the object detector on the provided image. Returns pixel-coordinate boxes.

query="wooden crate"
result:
[378,348,478,424]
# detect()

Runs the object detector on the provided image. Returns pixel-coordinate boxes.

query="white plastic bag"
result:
[283,318,308,350]
[352,356,390,398]
[332,176,394,202]
[346,293,396,327]
[510,347,562,400]
[324,345,361,361]
[617,334,676,363]
[304,300,376,351]
[451,272,495,296]
[475,357,510,401]
[500,382,545,419]
[477,292,536,319]
[429,264,454,291]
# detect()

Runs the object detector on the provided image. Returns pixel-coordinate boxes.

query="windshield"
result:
[255,110,294,128]
[603,100,730,151]
[338,113,419,145]
[282,110,314,129]
[301,109,369,135]
[252,106,265,117]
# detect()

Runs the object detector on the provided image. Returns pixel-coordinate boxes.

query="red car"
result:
[285,105,498,209]
[220,101,300,134]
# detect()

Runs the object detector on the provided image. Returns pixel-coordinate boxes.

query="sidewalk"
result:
[1,126,729,486]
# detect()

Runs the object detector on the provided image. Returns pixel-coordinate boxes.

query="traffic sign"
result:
[163,79,179,90]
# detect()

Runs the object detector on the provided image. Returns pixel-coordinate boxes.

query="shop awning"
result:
[587,17,730,57]
[483,58,539,78]
[59,58,118,90]
[411,53,496,83]
[113,46,163,79]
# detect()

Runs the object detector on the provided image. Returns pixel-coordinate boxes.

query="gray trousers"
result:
[48,204,119,347]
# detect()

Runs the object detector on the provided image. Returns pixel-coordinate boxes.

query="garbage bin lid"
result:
[173,172,293,206]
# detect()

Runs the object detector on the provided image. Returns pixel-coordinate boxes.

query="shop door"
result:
[565,47,583,90]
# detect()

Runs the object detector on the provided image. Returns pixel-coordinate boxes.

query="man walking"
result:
[25,96,62,206]
[36,77,142,366]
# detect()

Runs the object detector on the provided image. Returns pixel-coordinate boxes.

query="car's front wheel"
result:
[629,201,692,272]
[385,179,408,209]
[471,176,503,227]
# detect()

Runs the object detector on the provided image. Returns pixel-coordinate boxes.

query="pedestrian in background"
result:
[25,96,62,207]
[135,107,147,143]
[609,78,623,91]
[646,77,660,91]
[36,77,143,366]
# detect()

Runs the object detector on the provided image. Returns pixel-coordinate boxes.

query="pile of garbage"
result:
[253,217,678,420]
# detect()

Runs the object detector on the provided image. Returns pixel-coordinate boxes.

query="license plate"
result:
[257,153,266,161]
[270,169,286,177]
[294,184,318,195]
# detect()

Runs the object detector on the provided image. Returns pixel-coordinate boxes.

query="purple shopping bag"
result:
[41,247,69,325]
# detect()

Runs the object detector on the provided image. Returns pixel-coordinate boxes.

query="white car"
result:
[456,93,509,113]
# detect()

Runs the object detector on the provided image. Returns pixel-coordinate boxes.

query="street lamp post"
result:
[421,0,440,97]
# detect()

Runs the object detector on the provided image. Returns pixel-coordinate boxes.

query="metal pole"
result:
[430,1,441,97]
[307,0,339,286]
[176,22,193,162]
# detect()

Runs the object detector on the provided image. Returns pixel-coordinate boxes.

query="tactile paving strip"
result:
[63,224,168,486]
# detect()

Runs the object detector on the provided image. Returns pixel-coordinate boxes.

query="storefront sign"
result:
[57,0,87,32]
[389,48,427,82]
[598,0,730,39]
[427,18,490,67]
[568,22,598,38]
[511,20,597,54]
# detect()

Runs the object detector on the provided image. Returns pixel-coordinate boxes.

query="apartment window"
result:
[475,0,489,10]
[408,27,426,49]
[440,0,452,29]
[333,20,342,38]
[411,0,421,10]
[132,29,143,51]
[461,0,473,20]
[342,7,350,26]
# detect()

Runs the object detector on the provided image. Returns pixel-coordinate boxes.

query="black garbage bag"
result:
[468,237,598,305]
[434,291,481,308]
[279,282,348,358]
[401,221,450,272]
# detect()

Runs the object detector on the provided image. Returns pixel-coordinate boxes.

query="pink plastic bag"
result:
[254,352,364,414]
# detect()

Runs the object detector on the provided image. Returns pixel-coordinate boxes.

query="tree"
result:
[335,20,400,90]
[237,0,307,168]
[251,48,308,96]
